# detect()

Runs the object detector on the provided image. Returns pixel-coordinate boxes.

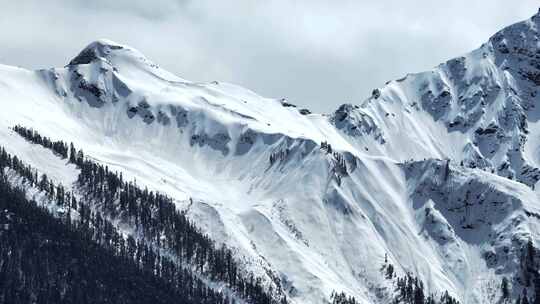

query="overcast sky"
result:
[0,1,538,112]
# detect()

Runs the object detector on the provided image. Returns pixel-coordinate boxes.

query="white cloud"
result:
[0,0,538,112]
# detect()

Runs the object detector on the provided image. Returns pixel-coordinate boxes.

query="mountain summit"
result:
[68,39,128,66]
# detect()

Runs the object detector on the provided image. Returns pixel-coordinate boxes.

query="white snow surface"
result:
[3,12,540,304]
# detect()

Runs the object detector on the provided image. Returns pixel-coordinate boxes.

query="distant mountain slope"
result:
[3,10,540,304]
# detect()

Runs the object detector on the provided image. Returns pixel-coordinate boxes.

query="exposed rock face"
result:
[331,104,385,144]
[68,39,124,66]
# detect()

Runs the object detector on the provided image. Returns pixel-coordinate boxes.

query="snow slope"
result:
[3,11,540,304]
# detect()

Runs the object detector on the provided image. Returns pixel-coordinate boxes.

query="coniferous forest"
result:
[1,125,288,304]
[0,171,189,304]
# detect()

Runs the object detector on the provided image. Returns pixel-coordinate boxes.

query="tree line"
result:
[12,125,69,159]
[0,166,204,304]
[8,125,288,304]
[0,146,231,304]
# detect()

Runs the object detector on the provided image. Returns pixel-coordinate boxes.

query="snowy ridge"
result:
[3,11,540,304]
[352,10,540,187]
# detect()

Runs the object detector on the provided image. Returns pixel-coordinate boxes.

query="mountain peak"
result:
[68,39,129,66]
[66,39,187,83]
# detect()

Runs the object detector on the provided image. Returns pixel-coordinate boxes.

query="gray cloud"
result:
[0,1,538,112]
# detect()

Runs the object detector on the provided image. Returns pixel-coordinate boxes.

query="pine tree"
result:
[534,276,540,304]
[523,289,530,304]
[69,142,77,163]
[502,277,510,300]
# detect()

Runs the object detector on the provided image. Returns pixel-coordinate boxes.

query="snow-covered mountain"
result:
[3,10,540,304]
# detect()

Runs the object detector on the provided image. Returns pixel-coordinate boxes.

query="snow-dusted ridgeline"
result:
[3,10,540,304]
